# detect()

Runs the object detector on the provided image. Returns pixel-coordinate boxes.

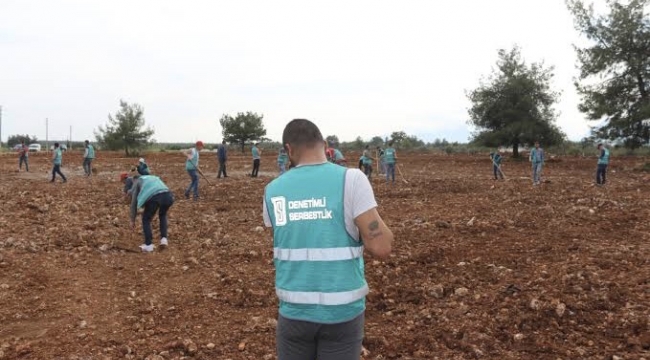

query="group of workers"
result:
[489,141,611,186]
[11,129,617,360]
[357,143,398,183]
[16,139,96,183]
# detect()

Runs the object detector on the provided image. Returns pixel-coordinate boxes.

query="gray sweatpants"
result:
[277,313,364,360]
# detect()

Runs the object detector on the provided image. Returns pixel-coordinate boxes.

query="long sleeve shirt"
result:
[218,145,228,162]
[129,179,143,222]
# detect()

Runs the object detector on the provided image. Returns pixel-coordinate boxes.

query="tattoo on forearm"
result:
[367,220,382,239]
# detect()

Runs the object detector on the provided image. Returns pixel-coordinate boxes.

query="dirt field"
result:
[1,149,649,360]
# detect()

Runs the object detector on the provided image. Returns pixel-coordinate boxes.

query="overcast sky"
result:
[0,0,598,144]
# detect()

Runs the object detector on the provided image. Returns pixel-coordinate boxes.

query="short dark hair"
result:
[85,140,89,144]
[388,141,394,147]
[54,142,60,147]
[282,119,324,149]
[597,143,603,147]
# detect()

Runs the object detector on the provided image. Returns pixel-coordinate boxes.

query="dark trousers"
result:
[51,164,66,182]
[363,163,372,179]
[185,170,199,199]
[83,158,93,176]
[493,164,504,179]
[596,164,607,185]
[19,156,29,171]
[252,159,260,177]
[218,160,227,178]
[277,313,364,360]
[142,192,174,245]
[358,160,363,170]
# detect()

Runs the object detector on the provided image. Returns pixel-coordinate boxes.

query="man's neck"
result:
[294,151,327,167]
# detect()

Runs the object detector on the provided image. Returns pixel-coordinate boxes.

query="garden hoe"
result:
[491,157,506,180]
[397,164,409,184]
[190,159,213,186]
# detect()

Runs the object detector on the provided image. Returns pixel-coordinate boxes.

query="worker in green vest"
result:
[83,140,96,176]
[277,147,289,175]
[184,141,203,200]
[263,118,393,360]
[128,175,174,252]
[596,143,610,186]
[51,143,67,183]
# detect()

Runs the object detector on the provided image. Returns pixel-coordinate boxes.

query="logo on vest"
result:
[271,196,287,226]
[287,197,333,222]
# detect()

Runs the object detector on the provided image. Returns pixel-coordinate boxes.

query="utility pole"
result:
[0,106,3,149]
[69,125,72,150]
[46,118,49,153]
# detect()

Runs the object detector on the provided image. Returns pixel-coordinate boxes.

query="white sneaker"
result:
[140,244,154,253]
[160,237,168,247]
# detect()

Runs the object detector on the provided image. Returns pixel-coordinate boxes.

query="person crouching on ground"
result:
[263,118,393,360]
[332,146,347,166]
[596,143,610,186]
[134,158,150,175]
[490,151,504,180]
[128,175,174,253]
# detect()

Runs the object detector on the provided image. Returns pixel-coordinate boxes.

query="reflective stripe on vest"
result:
[274,246,363,261]
[276,284,369,306]
[599,149,610,165]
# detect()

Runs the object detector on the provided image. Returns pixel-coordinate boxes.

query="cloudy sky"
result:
[0,0,598,144]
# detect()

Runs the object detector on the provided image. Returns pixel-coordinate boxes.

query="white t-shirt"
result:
[262,167,377,241]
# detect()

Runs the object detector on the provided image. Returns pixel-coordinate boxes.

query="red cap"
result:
[120,172,128,181]
[196,141,204,147]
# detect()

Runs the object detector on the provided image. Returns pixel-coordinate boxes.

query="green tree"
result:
[390,131,408,144]
[219,112,267,153]
[95,100,154,156]
[467,46,565,157]
[567,0,650,148]
[368,136,385,147]
[353,136,365,149]
[8,134,37,147]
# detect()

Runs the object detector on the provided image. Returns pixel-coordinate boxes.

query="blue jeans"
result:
[532,163,543,183]
[385,163,395,183]
[278,163,286,175]
[596,164,607,185]
[142,192,174,245]
[51,164,66,182]
[185,170,199,199]
[19,156,29,171]
[83,158,93,176]
[493,164,503,179]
